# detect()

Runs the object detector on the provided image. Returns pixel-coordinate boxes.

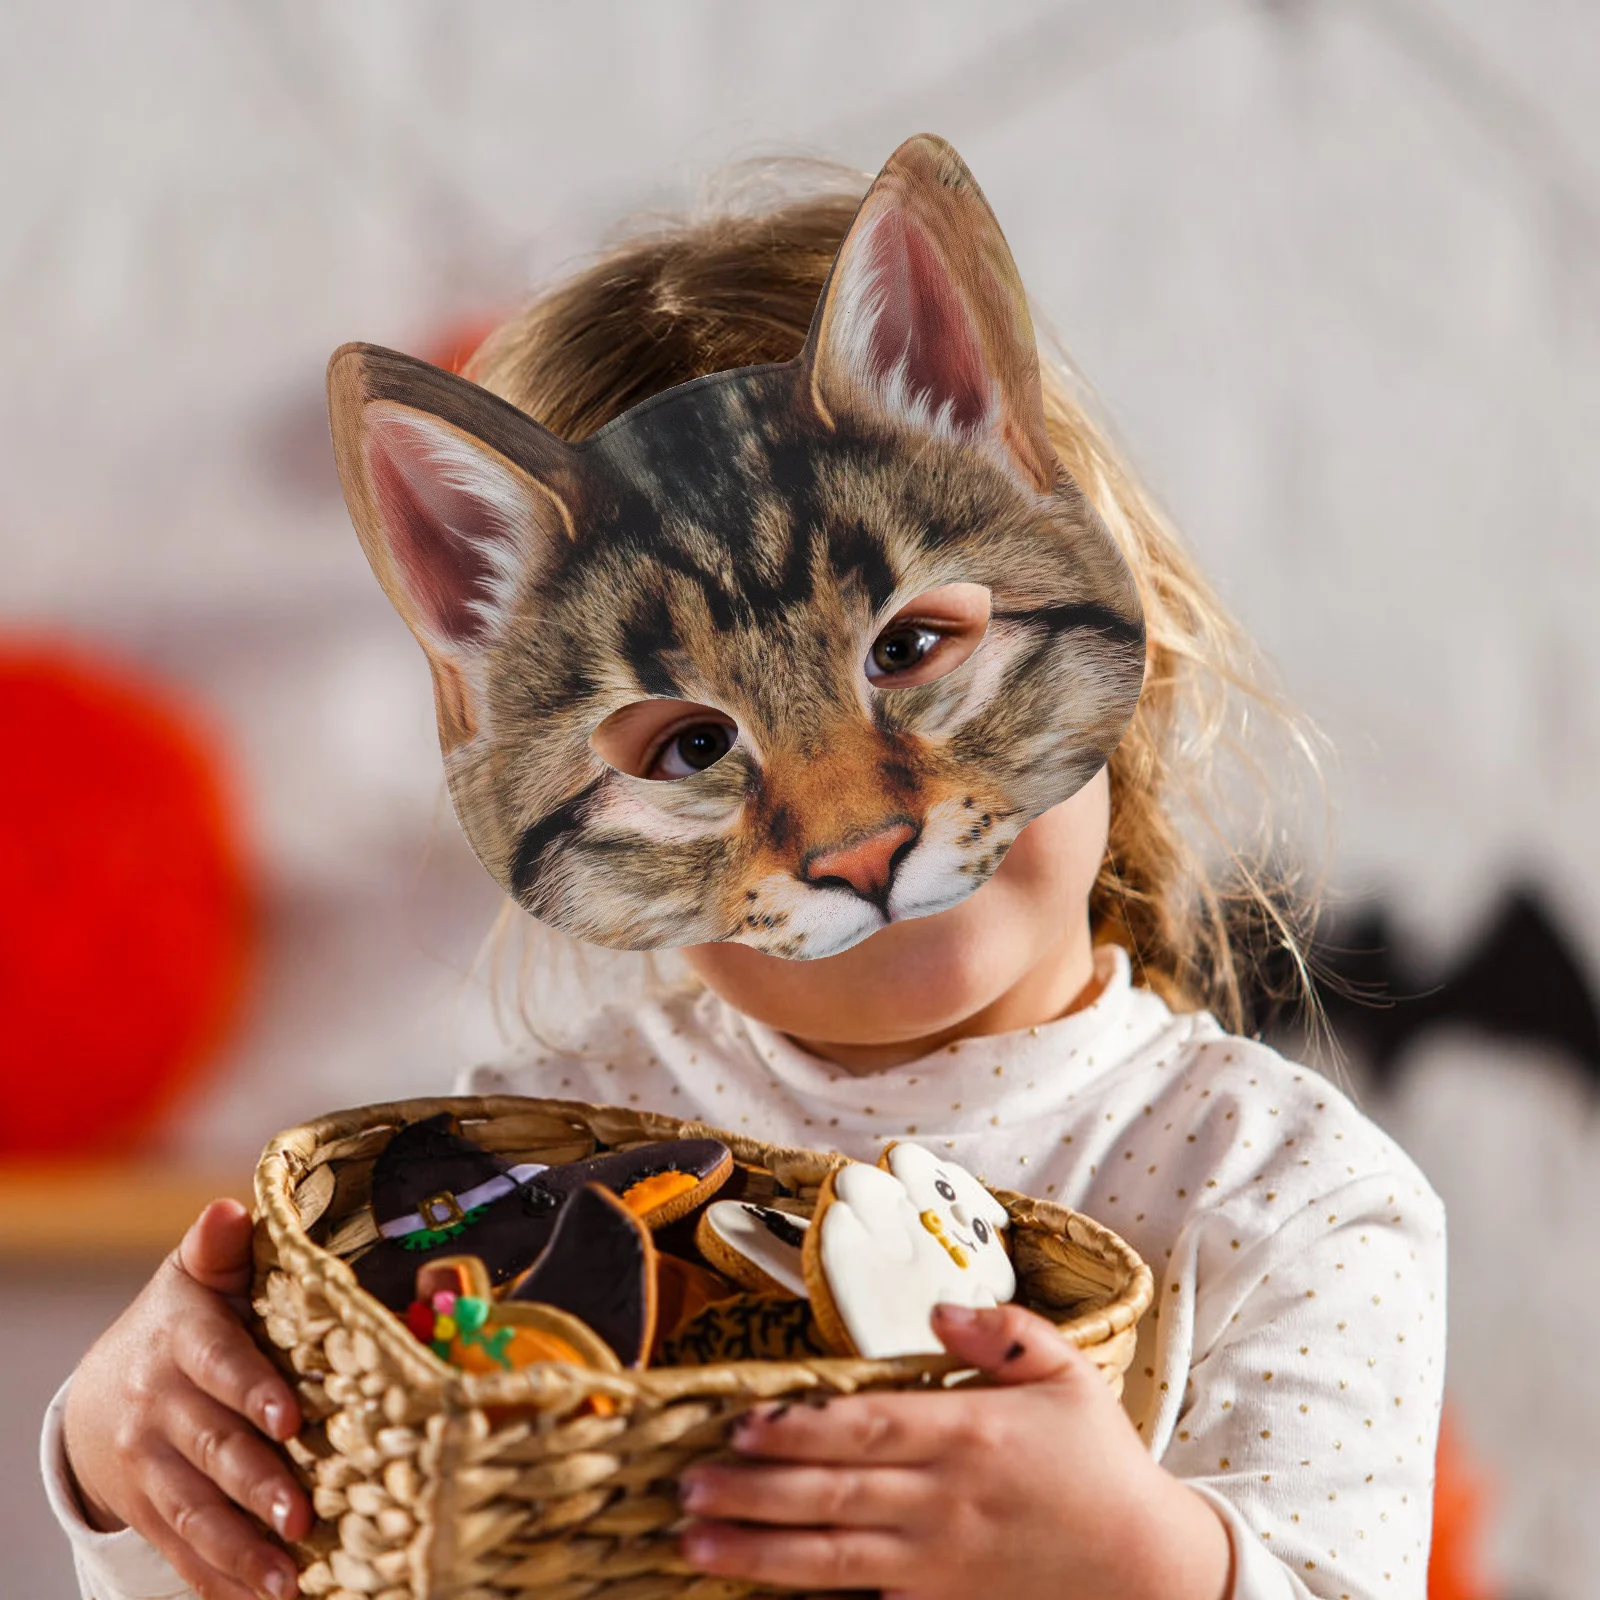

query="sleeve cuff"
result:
[1188,1484,1308,1600]
[41,1378,194,1600]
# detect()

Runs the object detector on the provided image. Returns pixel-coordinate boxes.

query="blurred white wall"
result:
[4,2,1599,1595]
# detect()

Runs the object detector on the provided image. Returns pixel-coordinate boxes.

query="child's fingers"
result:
[167,1387,312,1540]
[139,1444,299,1600]
[930,1301,1088,1386]
[732,1392,963,1465]
[144,1524,267,1600]
[680,1519,911,1590]
[176,1200,256,1298]
[171,1296,300,1441]
[680,1461,929,1528]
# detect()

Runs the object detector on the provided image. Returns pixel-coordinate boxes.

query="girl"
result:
[46,166,1445,1600]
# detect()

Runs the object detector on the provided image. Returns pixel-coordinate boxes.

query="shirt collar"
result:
[729,943,1136,1135]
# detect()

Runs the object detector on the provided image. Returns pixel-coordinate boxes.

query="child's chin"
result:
[811,904,1036,1037]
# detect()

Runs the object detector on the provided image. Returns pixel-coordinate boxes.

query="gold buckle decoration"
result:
[419,1191,466,1229]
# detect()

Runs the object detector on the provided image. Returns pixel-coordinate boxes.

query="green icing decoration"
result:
[399,1204,490,1251]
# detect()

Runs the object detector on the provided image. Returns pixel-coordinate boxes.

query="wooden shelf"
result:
[0,1162,252,1262]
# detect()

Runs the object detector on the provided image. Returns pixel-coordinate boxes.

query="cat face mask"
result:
[329,134,1145,959]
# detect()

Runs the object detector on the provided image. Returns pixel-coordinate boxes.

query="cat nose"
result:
[804,821,918,904]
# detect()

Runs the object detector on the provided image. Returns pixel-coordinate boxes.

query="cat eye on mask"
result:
[328,133,1146,960]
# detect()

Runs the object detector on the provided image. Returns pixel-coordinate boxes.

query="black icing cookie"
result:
[506,1184,658,1368]
[351,1114,731,1313]
[543,1139,733,1227]
[353,1114,565,1311]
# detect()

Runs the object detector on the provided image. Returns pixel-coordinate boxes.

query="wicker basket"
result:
[251,1095,1153,1600]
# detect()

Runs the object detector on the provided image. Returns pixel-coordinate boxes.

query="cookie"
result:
[543,1138,734,1229]
[877,1141,1014,1300]
[355,1113,565,1311]
[659,1292,831,1365]
[695,1201,811,1297]
[353,1114,731,1312]
[803,1145,1014,1359]
[651,1160,784,1262]
[652,1252,740,1360]
[506,1184,658,1368]
[404,1255,621,1376]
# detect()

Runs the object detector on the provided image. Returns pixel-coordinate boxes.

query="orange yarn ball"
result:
[0,644,252,1156]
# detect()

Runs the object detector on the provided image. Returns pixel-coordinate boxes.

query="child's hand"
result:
[62,1199,311,1600]
[679,1302,1233,1600]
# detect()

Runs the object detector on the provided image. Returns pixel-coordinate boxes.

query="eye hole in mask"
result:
[865,583,991,690]
[590,698,740,782]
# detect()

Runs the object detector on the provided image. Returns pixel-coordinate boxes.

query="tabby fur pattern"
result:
[328,134,1145,958]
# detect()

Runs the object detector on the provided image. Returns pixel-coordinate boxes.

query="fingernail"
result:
[270,1490,294,1537]
[933,1302,979,1326]
[262,1399,290,1438]
[262,1566,297,1600]
[678,1473,707,1512]
[680,1527,717,1570]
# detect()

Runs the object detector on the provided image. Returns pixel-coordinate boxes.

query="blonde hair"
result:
[467,166,1329,1038]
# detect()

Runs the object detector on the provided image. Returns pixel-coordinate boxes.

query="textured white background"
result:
[3,3,1598,1595]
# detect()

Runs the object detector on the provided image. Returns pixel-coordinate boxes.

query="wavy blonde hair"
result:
[466,165,1330,1039]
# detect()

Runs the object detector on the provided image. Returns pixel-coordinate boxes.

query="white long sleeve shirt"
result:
[45,943,1446,1599]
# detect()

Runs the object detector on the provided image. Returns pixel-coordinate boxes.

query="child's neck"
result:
[784,937,1107,1076]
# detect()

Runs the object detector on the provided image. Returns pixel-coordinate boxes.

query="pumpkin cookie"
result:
[406,1255,621,1376]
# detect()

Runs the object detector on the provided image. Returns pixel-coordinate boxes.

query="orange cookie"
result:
[405,1255,621,1376]
[652,1251,740,1360]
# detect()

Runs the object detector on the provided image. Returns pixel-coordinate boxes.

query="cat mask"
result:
[328,133,1145,959]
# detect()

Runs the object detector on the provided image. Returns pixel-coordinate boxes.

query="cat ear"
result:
[803,135,1058,494]
[328,344,579,747]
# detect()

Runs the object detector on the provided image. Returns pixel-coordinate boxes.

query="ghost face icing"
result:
[818,1145,1014,1358]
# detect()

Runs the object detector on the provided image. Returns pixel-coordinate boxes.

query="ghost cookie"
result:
[803,1144,1014,1359]
[695,1201,811,1298]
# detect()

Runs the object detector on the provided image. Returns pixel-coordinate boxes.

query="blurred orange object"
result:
[424,313,504,377]
[1430,1407,1498,1600]
[0,642,252,1157]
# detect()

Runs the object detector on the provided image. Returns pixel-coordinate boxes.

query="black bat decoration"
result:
[1250,884,1600,1095]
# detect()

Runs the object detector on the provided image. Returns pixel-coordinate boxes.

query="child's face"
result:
[680,767,1110,1055]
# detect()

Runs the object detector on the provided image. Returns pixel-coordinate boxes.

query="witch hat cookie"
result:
[353,1115,736,1312]
[543,1140,733,1227]
[354,1114,565,1310]
[507,1184,659,1368]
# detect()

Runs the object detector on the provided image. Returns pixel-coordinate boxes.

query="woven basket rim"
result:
[255,1092,1154,1409]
